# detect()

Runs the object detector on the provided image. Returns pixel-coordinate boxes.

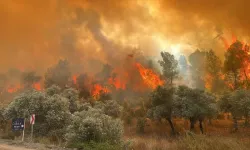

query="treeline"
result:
[0,40,250,149]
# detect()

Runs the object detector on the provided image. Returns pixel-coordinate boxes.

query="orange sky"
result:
[0,0,249,73]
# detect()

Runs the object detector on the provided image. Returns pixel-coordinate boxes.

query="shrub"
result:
[65,107,123,144]
[4,90,71,139]
[136,118,146,134]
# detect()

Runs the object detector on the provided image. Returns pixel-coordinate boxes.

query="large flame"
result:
[135,63,164,89]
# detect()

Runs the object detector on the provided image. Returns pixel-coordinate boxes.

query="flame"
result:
[32,82,42,91]
[205,74,213,90]
[72,74,78,85]
[91,84,110,99]
[7,84,21,93]
[108,77,126,90]
[135,63,164,89]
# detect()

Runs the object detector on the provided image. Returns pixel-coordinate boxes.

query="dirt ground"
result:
[0,144,34,150]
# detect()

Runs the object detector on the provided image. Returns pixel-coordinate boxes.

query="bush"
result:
[4,90,71,139]
[136,118,146,134]
[93,100,123,118]
[65,107,123,144]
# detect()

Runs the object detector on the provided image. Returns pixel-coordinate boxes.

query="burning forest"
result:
[1,0,250,150]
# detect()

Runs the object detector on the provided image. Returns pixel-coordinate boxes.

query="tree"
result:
[4,90,71,139]
[219,89,250,130]
[205,50,224,93]
[224,41,249,90]
[147,86,176,134]
[189,50,206,89]
[44,60,71,89]
[76,74,91,99]
[21,71,42,89]
[175,86,217,133]
[158,52,178,85]
[62,88,80,113]
[65,107,123,144]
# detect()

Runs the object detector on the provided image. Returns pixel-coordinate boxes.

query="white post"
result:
[31,123,33,142]
[22,118,25,142]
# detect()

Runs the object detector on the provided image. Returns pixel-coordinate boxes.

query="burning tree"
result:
[44,60,71,89]
[205,50,224,93]
[224,41,249,90]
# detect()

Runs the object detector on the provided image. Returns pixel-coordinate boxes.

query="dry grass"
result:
[124,118,250,150]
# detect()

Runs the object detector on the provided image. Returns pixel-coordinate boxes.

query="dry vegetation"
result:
[123,118,250,150]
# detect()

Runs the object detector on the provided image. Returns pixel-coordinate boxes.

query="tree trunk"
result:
[167,118,175,135]
[199,119,204,134]
[190,118,195,132]
[244,116,249,127]
[233,117,238,131]
[208,118,212,125]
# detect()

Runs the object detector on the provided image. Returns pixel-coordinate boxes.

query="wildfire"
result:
[108,77,126,90]
[7,84,21,93]
[32,82,42,91]
[72,74,78,85]
[91,84,110,99]
[135,63,164,89]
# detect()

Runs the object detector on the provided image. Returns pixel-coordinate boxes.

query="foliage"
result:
[136,117,146,134]
[147,86,176,134]
[62,87,80,113]
[4,90,71,138]
[219,89,250,127]
[147,86,175,120]
[44,59,71,89]
[65,107,123,144]
[175,86,217,120]
[158,51,178,85]
[45,84,61,96]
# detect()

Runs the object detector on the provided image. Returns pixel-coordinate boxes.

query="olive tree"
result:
[219,89,250,131]
[65,107,123,144]
[4,90,71,139]
[175,86,217,133]
[147,86,176,134]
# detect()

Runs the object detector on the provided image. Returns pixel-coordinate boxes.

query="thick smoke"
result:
[0,0,249,74]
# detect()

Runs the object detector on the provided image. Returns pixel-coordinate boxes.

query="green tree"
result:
[175,86,217,133]
[65,107,123,144]
[147,86,176,134]
[62,88,80,114]
[4,90,71,139]
[219,89,250,130]
[224,41,248,89]
[44,60,71,89]
[158,52,178,85]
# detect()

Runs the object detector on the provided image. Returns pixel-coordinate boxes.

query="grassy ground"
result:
[123,118,250,150]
